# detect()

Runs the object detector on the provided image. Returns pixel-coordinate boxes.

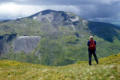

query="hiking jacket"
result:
[87,40,96,50]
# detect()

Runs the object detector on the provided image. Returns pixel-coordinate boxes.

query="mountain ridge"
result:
[0,9,120,65]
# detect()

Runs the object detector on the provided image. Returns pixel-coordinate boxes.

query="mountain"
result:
[0,53,120,80]
[0,9,120,65]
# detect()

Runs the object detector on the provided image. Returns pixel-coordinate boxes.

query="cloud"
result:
[10,0,120,5]
[1,0,120,5]
[0,0,120,23]
[0,2,42,19]
[0,2,80,19]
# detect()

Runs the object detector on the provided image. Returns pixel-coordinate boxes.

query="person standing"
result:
[87,36,98,65]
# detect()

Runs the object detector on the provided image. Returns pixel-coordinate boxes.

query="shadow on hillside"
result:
[88,22,120,42]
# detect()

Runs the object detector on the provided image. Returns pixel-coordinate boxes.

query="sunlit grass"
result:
[0,54,120,80]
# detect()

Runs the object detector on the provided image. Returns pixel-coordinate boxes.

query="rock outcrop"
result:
[0,34,17,54]
[13,36,41,53]
[0,34,41,54]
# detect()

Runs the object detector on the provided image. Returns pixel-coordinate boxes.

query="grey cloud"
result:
[75,2,120,19]
[0,0,120,23]
[1,0,120,5]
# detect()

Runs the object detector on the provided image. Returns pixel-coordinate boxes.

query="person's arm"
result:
[95,41,96,45]
[87,41,90,46]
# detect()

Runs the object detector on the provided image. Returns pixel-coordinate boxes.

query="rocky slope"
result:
[13,36,41,53]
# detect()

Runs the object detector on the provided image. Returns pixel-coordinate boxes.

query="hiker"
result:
[87,36,98,65]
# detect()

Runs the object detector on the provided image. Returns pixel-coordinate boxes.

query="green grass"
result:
[0,54,120,80]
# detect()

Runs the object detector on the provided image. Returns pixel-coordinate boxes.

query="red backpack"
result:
[89,40,96,50]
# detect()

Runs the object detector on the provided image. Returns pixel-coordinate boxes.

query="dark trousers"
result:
[88,49,98,65]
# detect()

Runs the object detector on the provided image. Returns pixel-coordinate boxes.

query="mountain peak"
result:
[29,9,78,18]
[41,9,57,15]
[28,9,81,27]
[29,9,59,18]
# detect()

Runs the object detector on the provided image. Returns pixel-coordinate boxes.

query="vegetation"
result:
[0,53,119,80]
[1,33,120,66]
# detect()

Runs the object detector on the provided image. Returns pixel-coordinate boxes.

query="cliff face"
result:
[0,34,16,54]
[13,36,41,53]
[0,34,41,54]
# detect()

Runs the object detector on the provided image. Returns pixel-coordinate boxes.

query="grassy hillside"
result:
[1,35,120,66]
[0,53,120,80]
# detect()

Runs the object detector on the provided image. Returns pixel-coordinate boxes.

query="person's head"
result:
[89,36,93,40]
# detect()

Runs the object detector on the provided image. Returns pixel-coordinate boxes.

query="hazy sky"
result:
[0,0,120,23]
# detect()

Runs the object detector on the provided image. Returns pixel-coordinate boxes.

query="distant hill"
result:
[0,53,120,80]
[0,9,120,65]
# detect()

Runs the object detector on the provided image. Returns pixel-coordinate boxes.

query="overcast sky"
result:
[0,0,120,23]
